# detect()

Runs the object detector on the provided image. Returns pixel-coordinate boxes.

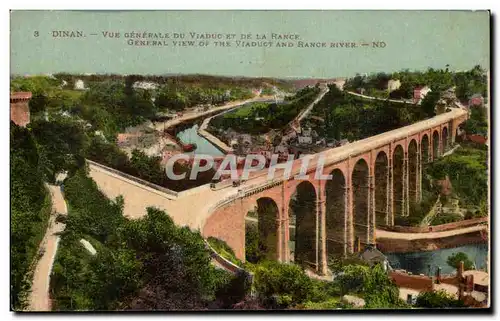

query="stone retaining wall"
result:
[379,217,487,233]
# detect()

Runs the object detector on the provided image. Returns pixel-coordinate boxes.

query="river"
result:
[385,243,488,275]
[173,99,276,157]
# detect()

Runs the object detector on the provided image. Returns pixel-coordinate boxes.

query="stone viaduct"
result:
[88,108,468,276]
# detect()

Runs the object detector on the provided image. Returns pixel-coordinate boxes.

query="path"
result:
[442,144,461,157]
[27,184,67,312]
[291,83,329,133]
[296,83,329,123]
[419,196,441,227]
[345,91,414,104]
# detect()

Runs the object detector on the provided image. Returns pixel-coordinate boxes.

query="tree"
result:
[463,107,488,135]
[253,261,313,308]
[53,172,236,311]
[446,252,474,271]
[416,290,466,308]
[30,118,88,182]
[420,90,440,118]
[10,123,50,310]
[245,223,262,264]
[335,264,407,309]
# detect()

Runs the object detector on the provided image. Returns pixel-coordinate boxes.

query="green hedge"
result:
[10,123,51,310]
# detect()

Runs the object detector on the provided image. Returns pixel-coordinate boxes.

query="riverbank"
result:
[377,228,487,254]
[197,104,240,154]
[198,119,234,154]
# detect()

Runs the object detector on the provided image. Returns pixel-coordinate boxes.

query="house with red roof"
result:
[468,94,484,107]
[413,86,431,104]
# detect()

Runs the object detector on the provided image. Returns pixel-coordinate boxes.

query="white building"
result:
[133,81,159,90]
[74,79,86,90]
[387,79,401,92]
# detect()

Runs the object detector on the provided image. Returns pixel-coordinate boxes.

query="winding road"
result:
[27,185,67,312]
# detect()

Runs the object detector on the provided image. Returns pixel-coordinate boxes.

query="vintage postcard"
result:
[10,10,490,312]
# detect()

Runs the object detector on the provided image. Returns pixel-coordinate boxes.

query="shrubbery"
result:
[311,85,426,142]
[416,290,466,308]
[51,171,238,310]
[207,236,243,266]
[336,264,408,309]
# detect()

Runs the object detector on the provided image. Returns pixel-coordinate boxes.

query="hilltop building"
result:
[413,86,431,104]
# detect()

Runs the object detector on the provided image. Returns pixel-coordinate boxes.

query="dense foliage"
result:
[310,85,426,142]
[155,81,253,111]
[335,264,408,309]
[252,261,342,309]
[415,290,466,308]
[86,135,215,191]
[51,170,239,310]
[426,147,487,207]
[29,118,88,182]
[10,124,52,310]
[245,223,264,264]
[463,106,488,135]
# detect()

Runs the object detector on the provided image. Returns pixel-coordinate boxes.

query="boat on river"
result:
[182,143,197,152]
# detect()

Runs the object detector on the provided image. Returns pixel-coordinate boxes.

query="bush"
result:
[299,298,343,310]
[446,252,474,271]
[328,254,369,275]
[415,290,466,308]
[431,212,462,225]
[245,223,264,264]
[10,123,51,310]
[253,261,313,308]
[52,171,233,310]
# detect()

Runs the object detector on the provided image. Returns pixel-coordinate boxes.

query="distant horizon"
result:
[9,64,489,81]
